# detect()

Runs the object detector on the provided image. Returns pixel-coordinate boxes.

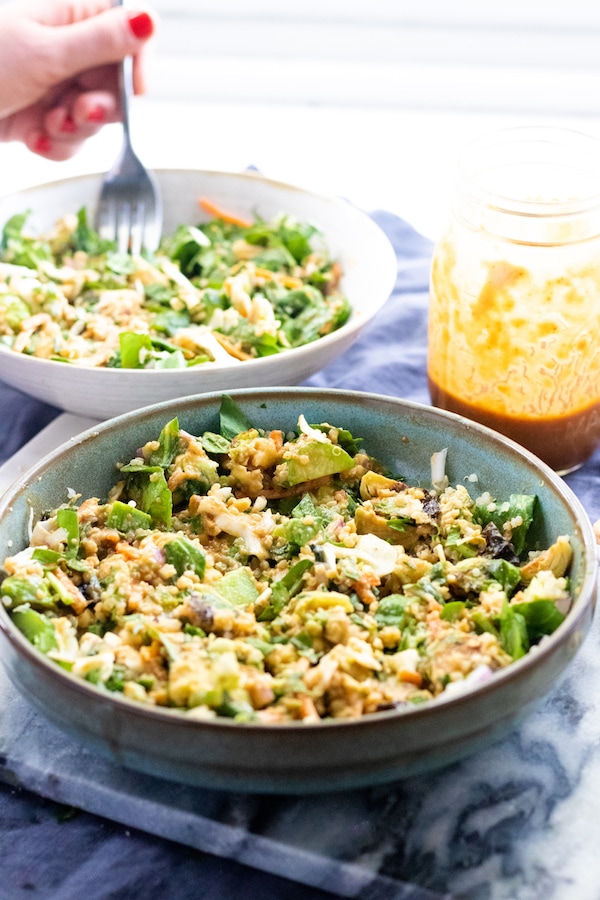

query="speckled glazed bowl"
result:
[0,388,596,794]
[0,170,396,420]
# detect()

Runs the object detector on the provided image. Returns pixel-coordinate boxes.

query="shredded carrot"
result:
[299,695,320,721]
[254,266,303,289]
[198,197,253,228]
[399,670,423,688]
[269,430,284,450]
[116,541,142,560]
[213,332,253,361]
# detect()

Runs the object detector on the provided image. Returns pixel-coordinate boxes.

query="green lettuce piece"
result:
[11,606,58,654]
[199,432,231,455]
[374,594,411,629]
[0,211,52,268]
[440,601,466,621]
[164,537,206,578]
[106,500,152,533]
[1,575,54,611]
[147,418,181,468]
[511,599,565,643]
[120,465,172,526]
[499,600,529,659]
[71,206,115,256]
[486,558,522,595]
[474,494,537,556]
[219,394,254,441]
[0,295,31,331]
[257,558,313,621]
[119,332,153,368]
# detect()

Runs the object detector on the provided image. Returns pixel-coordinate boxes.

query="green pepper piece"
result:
[32,548,62,567]
[11,606,58,654]
[106,500,152,533]
[277,441,354,487]
[164,537,206,578]
[56,507,79,557]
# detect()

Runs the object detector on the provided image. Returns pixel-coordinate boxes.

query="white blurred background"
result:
[2,0,600,239]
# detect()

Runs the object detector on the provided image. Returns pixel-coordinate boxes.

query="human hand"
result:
[0,0,156,161]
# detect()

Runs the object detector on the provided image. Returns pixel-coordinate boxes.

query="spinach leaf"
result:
[219,394,254,440]
[474,494,537,556]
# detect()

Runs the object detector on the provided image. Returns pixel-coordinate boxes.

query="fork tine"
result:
[116,203,131,255]
[129,202,145,257]
[93,40,162,254]
[96,201,115,245]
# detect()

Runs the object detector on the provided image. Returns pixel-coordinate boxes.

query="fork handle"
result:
[114,0,133,143]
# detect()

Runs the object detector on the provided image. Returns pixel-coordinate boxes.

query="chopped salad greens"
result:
[0,397,573,723]
[0,201,350,368]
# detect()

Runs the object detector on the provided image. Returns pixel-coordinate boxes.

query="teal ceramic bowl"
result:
[0,388,596,794]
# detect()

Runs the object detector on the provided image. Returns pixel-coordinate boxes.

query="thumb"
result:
[43,7,156,84]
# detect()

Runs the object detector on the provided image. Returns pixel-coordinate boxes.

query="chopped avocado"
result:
[214,567,259,606]
[277,441,354,487]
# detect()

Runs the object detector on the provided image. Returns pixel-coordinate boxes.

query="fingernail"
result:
[60,116,77,133]
[87,106,106,123]
[127,11,153,39]
[34,135,52,154]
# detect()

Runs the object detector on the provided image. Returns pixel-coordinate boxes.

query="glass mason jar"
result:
[428,126,600,474]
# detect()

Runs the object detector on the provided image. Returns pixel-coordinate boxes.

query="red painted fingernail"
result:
[34,135,52,154]
[127,11,153,39]
[87,106,106,123]
[61,116,77,133]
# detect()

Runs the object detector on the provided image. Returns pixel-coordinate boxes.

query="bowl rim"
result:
[0,386,596,734]
[0,168,398,377]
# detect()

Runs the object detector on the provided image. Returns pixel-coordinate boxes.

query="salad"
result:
[0,200,350,369]
[0,397,573,723]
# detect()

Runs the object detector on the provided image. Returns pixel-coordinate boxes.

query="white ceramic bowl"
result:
[0,169,396,420]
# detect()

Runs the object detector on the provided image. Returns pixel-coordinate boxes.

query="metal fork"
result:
[95,1,162,255]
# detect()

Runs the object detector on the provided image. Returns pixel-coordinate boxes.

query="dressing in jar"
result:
[428,126,600,473]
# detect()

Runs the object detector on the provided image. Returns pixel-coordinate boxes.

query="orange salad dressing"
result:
[428,230,600,472]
